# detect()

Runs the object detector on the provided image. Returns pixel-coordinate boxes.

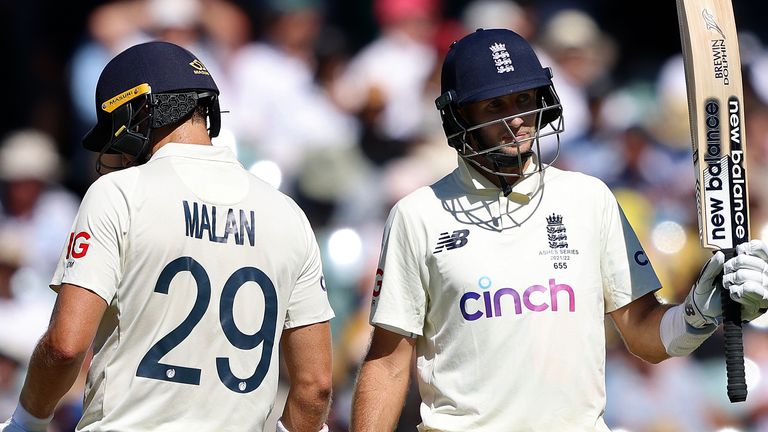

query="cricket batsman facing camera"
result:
[2,41,333,432]
[350,28,768,431]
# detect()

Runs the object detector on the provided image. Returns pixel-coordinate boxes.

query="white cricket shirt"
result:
[51,143,334,432]
[370,157,661,432]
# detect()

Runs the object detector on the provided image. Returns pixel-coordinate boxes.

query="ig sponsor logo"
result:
[372,268,384,297]
[66,231,91,259]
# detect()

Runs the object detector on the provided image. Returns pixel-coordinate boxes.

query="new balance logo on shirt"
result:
[434,229,470,253]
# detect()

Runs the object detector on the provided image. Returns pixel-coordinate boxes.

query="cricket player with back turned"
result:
[1,41,334,432]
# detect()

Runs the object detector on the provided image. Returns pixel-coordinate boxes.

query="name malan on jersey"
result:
[183,200,255,246]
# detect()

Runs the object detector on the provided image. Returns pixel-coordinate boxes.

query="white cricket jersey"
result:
[370,157,661,432]
[50,143,334,432]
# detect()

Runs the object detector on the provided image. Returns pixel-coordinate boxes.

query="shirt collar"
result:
[456,156,543,203]
[149,143,241,165]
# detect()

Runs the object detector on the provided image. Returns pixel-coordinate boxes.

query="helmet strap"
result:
[95,128,153,174]
[494,160,513,196]
[94,99,153,174]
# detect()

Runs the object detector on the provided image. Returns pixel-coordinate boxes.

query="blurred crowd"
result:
[3,0,768,431]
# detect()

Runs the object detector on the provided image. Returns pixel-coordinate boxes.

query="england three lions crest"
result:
[539,213,579,269]
[546,213,568,248]
[490,43,514,74]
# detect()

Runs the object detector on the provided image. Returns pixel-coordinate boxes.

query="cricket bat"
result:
[676,0,750,402]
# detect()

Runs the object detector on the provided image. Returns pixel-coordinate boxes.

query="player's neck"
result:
[150,120,212,155]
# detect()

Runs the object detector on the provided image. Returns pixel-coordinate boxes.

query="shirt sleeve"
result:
[369,203,427,337]
[283,202,335,329]
[49,176,130,304]
[600,186,662,312]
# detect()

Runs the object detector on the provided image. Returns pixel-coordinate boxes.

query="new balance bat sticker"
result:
[676,0,751,402]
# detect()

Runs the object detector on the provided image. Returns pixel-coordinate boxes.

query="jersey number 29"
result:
[136,256,277,393]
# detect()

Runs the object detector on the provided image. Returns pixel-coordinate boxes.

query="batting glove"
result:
[683,250,725,329]
[723,239,768,322]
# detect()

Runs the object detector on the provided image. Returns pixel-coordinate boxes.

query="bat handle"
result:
[719,247,747,403]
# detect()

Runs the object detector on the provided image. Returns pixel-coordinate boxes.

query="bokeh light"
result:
[248,160,282,189]
[328,228,362,266]
[651,220,687,254]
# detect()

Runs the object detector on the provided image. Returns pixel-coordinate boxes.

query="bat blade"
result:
[677,0,750,250]
[676,0,751,403]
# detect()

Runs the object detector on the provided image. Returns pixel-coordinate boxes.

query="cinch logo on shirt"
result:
[459,277,575,321]
[434,229,470,253]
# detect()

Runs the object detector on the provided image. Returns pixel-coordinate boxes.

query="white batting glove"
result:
[683,251,725,329]
[723,239,768,322]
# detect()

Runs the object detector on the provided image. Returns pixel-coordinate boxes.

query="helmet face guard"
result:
[436,84,564,180]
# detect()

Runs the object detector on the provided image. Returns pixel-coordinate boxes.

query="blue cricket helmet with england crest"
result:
[435,28,563,153]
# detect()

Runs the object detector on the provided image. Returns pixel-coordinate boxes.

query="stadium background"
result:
[2,0,768,431]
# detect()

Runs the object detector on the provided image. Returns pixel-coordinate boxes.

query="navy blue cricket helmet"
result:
[84,41,221,170]
[435,28,564,177]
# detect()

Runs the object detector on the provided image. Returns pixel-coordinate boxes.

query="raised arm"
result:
[279,321,333,432]
[612,240,768,365]
[351,326,416,432]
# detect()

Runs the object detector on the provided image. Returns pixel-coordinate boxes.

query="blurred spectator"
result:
[605,346,727,431]
[538,8,618,146]
[0,129,79,291]
[147,0,203,47]
[332,0,440,163]
[559,49,697,248]
[198,0,254,67]
[226,0,357,187]
[461,0,536,39]
[648,53,693,151]
[320,0,455,277]
[145,0,229,99]
[0,228,51,419]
